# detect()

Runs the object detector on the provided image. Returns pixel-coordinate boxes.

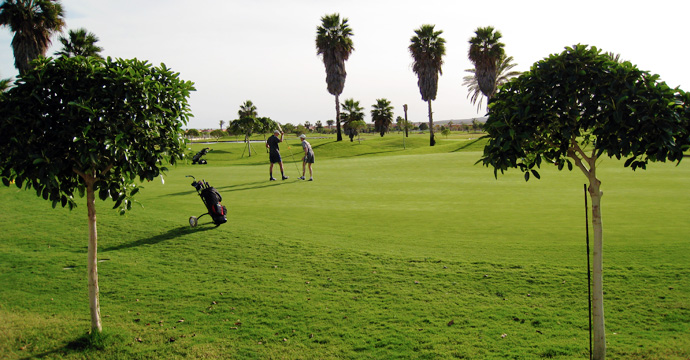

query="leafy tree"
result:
[304,121,312,130]
[0,56,194,333]
[326,119,335,129]
[418,122,428,131]
[295,124,307,136]
[464,53,520,111]
[371,98,394,137]
[350,120,366,143]
[409,24,445,146]
[186,128,200,138]
[316,13,354,142]
[341,98,364,142]
[477,45,690,360]
[0,0,65,74]
[282,123,295,134]
[315,120,324,133]
[255,116,277,152]
[441,128,451,138]
[54,28,103,58]
[229,117,258,156]
[468,26,505,105]
[395,116,404,133]
[210,129,225,140]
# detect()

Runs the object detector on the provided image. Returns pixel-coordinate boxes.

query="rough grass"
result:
[1,134,688,359]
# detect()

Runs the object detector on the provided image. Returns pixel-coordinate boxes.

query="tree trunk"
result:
[335,95,343,142]
[428,100,435,146]
[246,135,251,157]
[85,176,102,333]
[588,176,606,360]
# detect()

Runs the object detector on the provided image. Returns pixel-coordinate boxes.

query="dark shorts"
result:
[270,152,282,164]
[304,153,315,164]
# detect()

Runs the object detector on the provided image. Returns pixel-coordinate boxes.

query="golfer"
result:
[266,130,288,181]
[298,134,315,181]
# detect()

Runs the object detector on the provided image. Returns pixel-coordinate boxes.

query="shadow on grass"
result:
[450,138,484,152]
[102,225,216,252]
[165,180,282,197]
[19,330,127,360]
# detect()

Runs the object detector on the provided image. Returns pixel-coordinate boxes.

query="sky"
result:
[2,0,689,129]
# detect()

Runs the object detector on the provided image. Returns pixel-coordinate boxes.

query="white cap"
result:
[274,130,280,134]
[299,134,306,139]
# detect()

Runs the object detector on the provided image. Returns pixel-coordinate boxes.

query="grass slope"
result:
[1,134,688,359]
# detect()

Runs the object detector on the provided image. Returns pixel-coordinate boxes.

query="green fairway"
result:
[1,135,689,359]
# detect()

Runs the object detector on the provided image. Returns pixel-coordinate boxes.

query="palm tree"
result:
[341,98,364,142]
[0,0,65,75]
[316,13,354,142]
[238,100,258,119]
[468,26,505,104]
[54,28,103,58]
[371,98,394,137]
[409,24,445,146]
[0,74,11,92]
[463,54,520,111]
[219,120,225,130]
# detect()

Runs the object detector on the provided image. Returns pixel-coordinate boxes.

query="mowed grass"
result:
[0,134,688,359]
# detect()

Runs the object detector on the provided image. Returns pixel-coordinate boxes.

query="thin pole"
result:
[584,184,593,360]
[403,104,408,150]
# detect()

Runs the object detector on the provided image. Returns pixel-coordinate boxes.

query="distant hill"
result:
[412,117,487,125]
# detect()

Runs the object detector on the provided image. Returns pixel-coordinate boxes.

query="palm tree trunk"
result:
[589,176,606,360]
[428,100,435,146]
[85,176,102,333]
[335,95,343,141]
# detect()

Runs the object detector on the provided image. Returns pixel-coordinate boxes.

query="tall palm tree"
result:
[463,54,520,111]
[54,28,103,58]
[316,13,354,142]
[409,24,445,146]
[238,100,258,119]
[340,98,364,142]
[0,0,65,75]
[468,26,505,104]
[371,98,394,137]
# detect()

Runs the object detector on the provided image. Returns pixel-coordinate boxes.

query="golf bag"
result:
[186,175,227,227]
[192,148,211,164]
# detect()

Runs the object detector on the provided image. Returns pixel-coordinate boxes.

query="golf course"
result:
[1,133,688,359]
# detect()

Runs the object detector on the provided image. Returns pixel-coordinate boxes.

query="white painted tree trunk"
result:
[589,178,605,360]
[86,178,102,333]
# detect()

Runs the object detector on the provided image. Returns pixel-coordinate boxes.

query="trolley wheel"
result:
[189,216,198,227]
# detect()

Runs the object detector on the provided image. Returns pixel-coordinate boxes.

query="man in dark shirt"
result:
[266,130,288,181]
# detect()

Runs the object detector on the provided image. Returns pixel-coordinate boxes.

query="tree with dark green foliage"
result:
[468,26,505,105]
[0,0,65,74]
[371,98,394,137]
[316,13,354,142]
[341,98,364,142]
[230,100,261,156]
[409,24,445,146]
[54,28,103,58]
[478,45,690,360]
[230,117,259,156]
[186,128,201,138]
[0,56,195,334]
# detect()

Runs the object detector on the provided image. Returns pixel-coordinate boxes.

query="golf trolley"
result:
[192,148,211,164]
[186,175,227,227]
